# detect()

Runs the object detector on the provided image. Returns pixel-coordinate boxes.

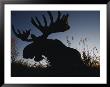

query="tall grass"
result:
[66,36,100,69]
[11,37,19,62]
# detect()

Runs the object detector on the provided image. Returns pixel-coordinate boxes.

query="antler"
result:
[12,25,33,42]
[31,11,70,39]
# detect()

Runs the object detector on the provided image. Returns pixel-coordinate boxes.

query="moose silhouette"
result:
[12,11,99,76]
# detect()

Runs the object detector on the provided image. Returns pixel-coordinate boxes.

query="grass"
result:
[66,36,100,70]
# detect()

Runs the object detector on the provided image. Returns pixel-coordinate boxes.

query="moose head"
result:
[12,11,70,61]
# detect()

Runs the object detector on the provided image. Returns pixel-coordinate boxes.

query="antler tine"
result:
[64,14,69,19]
[31,17,45,34]
[56,11,61,22]
[47,11,53,24]
[42,15,47,27]
[60,13,68,22]
[63,14,69,24]
[35,16,42,26]
[31,17,40,29]
[12,25,33,42]
[23,29,31,38]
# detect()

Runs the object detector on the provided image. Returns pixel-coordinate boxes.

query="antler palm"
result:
[12,11,70,42]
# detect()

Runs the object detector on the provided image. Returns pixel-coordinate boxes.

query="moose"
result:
[12,11,95,76]
[12,11,70,61]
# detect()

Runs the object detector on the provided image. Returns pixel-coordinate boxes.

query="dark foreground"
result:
[11,62,100,77]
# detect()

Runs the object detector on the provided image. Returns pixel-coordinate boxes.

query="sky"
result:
[11,11,100,58]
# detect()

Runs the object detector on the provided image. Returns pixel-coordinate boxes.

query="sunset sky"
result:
[11,11,100,58]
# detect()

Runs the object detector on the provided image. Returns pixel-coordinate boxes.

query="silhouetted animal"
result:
[12,11,70,61]
[12,11,98,76]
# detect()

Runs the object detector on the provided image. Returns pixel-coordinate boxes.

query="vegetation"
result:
[11,37,19,62]
[66,36,100,70]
